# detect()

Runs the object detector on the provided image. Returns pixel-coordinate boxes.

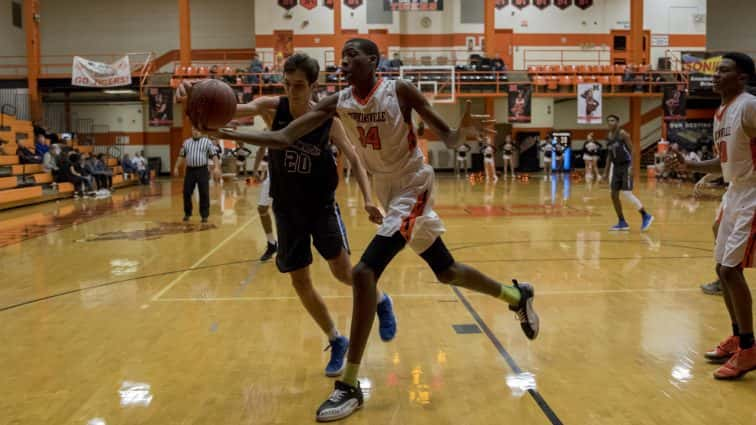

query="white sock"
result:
[266,233,276,244]
[328,328,340,341]
[621,191,643,210]
[377,292,386,305]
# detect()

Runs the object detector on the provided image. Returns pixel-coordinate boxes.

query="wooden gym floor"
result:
[1,174,754,425]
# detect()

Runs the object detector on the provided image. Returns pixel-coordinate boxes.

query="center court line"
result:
[451,286,563,425]
[150,216,259,301]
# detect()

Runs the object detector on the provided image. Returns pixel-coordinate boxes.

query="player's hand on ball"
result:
[459,100,496,139]
[365,203,384,225]
[175,80,197,104]
[664,150,687,172]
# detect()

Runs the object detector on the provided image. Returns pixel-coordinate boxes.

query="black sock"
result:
[733,323,740,337]
[639,208,648,216]
[739,332,754,349]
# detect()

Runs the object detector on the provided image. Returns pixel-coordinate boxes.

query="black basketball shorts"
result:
[273,202,349,273]
[611,164,633,191]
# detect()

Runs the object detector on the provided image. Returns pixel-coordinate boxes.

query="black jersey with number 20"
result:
[269,97,337,208]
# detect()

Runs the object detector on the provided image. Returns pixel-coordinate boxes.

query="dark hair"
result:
[722,52,755,78]
[283,53,320,84]
[606,114,620,121]
[346,38,380,60]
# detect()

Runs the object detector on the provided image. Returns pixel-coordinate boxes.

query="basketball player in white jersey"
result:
[250,147,277,261]
[667,52,756,380]
[188,38,540,421]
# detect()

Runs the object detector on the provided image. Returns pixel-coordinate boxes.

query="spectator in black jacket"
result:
[16,139,42,164]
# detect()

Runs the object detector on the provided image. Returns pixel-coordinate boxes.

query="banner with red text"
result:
[72,56,132,87]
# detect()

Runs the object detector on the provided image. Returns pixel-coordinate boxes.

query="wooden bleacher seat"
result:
[10,164,43,174]
[57,182,74,193]
[32,173,53,184]
[0,155,19,166]
[112,174,124,185]
[0,176,17,190]
[0,186,43,204]
[107,158,118,167]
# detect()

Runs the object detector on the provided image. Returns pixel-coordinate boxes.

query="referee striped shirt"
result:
[180,137,217,167]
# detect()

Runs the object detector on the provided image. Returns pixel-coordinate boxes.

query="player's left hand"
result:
[364,203,383,225]
[213,168,222,182]
[664,150,687,172]
[459,100,496,139]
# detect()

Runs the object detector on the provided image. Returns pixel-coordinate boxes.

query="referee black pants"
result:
[183,166,210,218]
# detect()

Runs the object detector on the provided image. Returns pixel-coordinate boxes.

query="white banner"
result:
[72,56,132,87]
[577,83,602,124]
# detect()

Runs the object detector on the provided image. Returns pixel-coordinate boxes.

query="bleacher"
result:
[0,114,139,210]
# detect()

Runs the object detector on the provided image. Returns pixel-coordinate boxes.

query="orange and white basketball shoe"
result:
[704,335,739,363]
[713,346,756,380]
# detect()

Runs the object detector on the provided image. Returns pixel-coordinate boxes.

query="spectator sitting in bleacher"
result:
[492,54,506,71]
[79,153,98,189]
[122,153,136,179]
[247,52,263,84]
[57,134,73,153]
[84,153,113,191]
[62,152,94,196]
[132,151,150,184]
[94,154,114,190]
[378,54,390,72]
[16,139,43,164]
[34,134,50,156]
[43,144,60,180]
[388,52,403,69]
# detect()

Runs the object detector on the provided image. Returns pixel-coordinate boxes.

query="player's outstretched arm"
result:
[233,96,279,122]
[330,118,383,224]
[396,79,494,149]
[665,150,722,174]
[220,94,339,149]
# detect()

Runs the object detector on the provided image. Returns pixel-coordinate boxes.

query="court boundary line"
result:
[150,215,259,301]
[0,252,711,313]
[152,286,702,302]
[451,286,563,425]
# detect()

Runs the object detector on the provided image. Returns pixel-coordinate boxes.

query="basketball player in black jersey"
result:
[227,53,398,377]
[602,114,654,231]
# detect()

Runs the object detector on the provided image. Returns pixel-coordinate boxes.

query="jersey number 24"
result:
[357,126,382,150]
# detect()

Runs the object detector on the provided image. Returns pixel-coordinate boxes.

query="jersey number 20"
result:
[284,150,312,174]
[357,126,382,150]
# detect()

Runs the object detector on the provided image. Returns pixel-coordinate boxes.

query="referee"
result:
[173,128,221,223]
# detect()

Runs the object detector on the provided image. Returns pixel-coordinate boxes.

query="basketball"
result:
[186,79,237,130]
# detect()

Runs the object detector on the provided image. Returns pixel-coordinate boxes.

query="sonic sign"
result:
[681,52,723,96]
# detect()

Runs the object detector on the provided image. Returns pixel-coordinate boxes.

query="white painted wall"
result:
[70,102,144,132]
[645,0,706,36]
[254,1,333,34]
[0,0,26,58]
[496,0,627,34]
[40,0,254,56]
[342,0,482,34]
